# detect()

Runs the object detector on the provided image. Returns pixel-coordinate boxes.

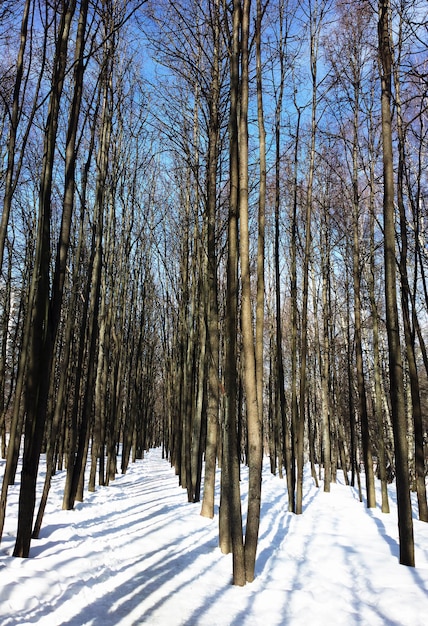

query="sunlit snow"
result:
[1,448,427,625]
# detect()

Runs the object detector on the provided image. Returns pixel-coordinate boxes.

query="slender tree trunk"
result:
[352,88,376,509]
[0,288,28,542]
[378,0,414,566]
[297,0,319,514]
[62,138,99,510]
[63,22,112,508]
[186,88,203,503]
[200,0,220,520]
[192,273,207,503]
[68,189,104,508]
[220,0,245,585]
[274,0,294,510]
[32,0,90,536]
[0,0,31,274]
[290,93,301,494]
[13,0,77,558]
[320,209,331,493]
[367,102,390,513]
[89,271,108,491]
[0,250,12,458]
[393,44,428,523]
[239,0,262,584]
[370,206,390,514]
[255,0,266,456]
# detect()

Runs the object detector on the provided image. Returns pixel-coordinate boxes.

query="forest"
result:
[0,0,427,587]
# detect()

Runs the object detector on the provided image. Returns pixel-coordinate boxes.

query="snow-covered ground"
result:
[1,448,427,625]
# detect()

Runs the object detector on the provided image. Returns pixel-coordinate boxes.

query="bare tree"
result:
[201,0,222,520]
[378,0,414,566]
[14,0,78,558]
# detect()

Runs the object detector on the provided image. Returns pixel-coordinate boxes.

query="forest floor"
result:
[1,448,428,625]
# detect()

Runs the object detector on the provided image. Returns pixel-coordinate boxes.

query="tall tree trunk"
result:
[274,0,294,510]
[0,0,31,274]
[345,259,359,494]
[220,0,245,586]
[200,0,220,520]
[297,0,320,514]
[352,84,376,509]
[255,0,266,456]
[320,207,331,493]
[32,0,90,537]
[368,139,390,515]
[378,0,414,566]
[393,33,428,523]
[62,19,113,509]
[0,248,13,458]
[239,0,262,584]
[13,0,77,558]
[89,264,109,491]
[186,86,203,504]
[0,288,28,543]
[290,91,301,494]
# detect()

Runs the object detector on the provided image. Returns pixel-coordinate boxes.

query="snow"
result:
[1,448,427,625]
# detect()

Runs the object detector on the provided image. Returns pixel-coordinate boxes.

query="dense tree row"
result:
[0,0,427,582]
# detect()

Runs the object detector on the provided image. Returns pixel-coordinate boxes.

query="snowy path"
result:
[1,449,427,625]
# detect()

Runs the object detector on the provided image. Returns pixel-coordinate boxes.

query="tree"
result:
[367,79,390,514]
[201,0,222,521]
[297,0,328,511]
[220,0,245,585]
[0,0,47,542]
[378,0,414,567]
[348,5,376,509]
[13,0,78,558]
[32,0,91,537]
[63,0,115,510]
[393,3,428,523]
[238,0,263,584]
[273,0,295,510]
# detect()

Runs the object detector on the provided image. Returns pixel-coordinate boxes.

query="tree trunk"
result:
[352,85,376,509]
[393,38,428,523]
[290,92,301,494]
[0,0,31,274]
[63,21,112,509]
[239,0,262,584]
[200,0,220,520]
[32,0,90,536]
[14,0,77,558]
[274,0,294,510]
[320,211,331,493]
[378,0,414,566]
[255,0,266,462]
[297,0,320,513]
[368,104,389,514]
[221,0,245,586]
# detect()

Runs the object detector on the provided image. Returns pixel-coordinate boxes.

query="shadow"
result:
[35,523,69,540]
[255,511,293,578]
[367,509,400,559]
[2,452,427,626]
[59,530,218,626]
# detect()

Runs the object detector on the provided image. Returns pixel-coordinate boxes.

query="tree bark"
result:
[378,0,414,566]
[221,0,245,586]
[297,0,319,513]
[239,0,262,584]
[368,134,390,514]
[352,82,376,509]
[393,31,428,523]
[13,0,77,558]
[200,0,220,519]
[274,0,294,510]
[0,0,31,275]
